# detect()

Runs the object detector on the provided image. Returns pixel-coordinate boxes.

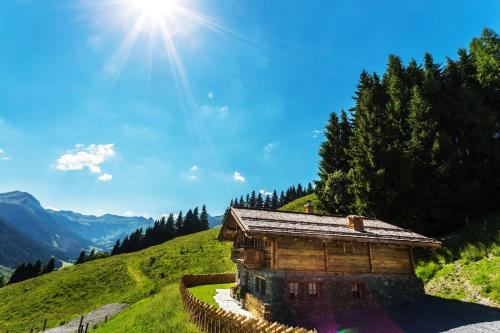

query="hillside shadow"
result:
[320,296,500,333]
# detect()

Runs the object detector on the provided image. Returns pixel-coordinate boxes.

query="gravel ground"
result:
[43,303,127,333]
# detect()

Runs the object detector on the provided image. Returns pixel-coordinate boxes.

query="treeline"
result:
[228,182,314,210]
[111,205,209,255]
[8,258,56,284]
[316,28,499,234]
[75,248,110,265]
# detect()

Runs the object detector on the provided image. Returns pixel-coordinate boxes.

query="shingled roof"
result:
[219,207,441,248]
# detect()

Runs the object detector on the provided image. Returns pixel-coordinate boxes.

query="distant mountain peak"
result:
[0,191,42,209]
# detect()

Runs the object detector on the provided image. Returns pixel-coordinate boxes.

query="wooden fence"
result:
[180,273,316,333]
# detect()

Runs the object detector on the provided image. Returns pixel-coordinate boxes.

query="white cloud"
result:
[259,189,272,196]
[0,148,11,160]
[123,210,135,217]
[183,164,199,181]
[264,142,276,153]
[208,92,214,99]
[98,173,113,182]
[312,129,322,138]
[56,144,115,180]
[233,171,245,182]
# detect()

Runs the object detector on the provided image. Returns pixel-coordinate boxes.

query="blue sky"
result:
[0,0,498,217]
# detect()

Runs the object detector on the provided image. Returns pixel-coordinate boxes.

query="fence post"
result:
[78,315,84,333]
[42,318,48,331]
[105,315,108,323]
[84,322,89,333]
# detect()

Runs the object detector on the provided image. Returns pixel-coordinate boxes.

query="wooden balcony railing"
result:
[231,247,265,269]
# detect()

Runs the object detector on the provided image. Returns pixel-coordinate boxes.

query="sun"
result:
[132,0,176,13]
[126,0,180,23]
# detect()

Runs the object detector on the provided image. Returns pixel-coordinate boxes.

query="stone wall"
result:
[238,265,424,327]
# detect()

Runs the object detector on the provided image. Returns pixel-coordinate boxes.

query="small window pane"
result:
[352,283,361,298]
[308,282,318,297]
[288,282,299,299]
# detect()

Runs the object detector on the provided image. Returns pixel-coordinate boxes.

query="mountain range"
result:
[0,191,223,268]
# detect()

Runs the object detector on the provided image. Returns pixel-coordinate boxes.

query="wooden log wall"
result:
[264,238,413,275]
[179,273,316,333]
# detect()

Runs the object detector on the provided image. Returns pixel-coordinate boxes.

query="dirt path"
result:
[43,303,127,333]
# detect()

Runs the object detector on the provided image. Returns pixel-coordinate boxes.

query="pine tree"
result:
[43,258,56,274]
[193,207,200,232]
[264,195,271,209]
[9,263,27,283]
[165,213,176,240]
[200,205,209,230]
[239,196,245,208]
[32,260,42,278]
[76,250,87,264]
[111,240,121,255]
[249,191,257,208]
[256,193,263,209]
[271,191,279,209]
[0,275,5,288]
[175,211,184,236]
[297,183,303,198]
[184,209,194,234]
[307,182,314,194]
[279,191,286,207]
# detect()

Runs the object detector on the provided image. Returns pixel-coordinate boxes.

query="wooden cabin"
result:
[218,205,441,326]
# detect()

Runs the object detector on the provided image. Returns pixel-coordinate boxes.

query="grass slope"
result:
[278,193,327,214]
[0,228,234,332]
[188,283,234,308]
[415,210,500,306]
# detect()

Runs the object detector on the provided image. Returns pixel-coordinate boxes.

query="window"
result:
[344,243,354,254]
[255,277,266,296]
[308,282,318,297]
[288,282,299,299]
[352,283,362,298]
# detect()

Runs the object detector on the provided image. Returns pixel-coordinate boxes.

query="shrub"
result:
[415,261,442,283]
[460,243,487,263]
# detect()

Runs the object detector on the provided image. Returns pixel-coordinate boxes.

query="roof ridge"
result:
[232,207,380,220]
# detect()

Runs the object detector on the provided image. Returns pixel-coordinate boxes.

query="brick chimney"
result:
[304,201,314,214]
[347,215,364,232]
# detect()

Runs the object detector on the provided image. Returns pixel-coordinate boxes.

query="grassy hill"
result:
[0,228,234,332]
[414,210,500,307]
[279,193,327,214]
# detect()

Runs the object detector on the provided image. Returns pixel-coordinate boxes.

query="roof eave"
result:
[244,230,441,248]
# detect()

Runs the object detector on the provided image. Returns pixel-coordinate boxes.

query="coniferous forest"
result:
[316,28,499,235]
[228,182,314,211]
[110,204,210,256]
[8,258,56,284]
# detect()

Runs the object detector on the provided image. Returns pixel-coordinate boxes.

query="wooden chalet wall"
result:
[260,238,413,275]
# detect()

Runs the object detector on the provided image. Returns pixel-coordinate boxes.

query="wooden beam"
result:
[409,246,415,273]
[271,238,276,270]
[323,242,328,273]
[368,243,373,273]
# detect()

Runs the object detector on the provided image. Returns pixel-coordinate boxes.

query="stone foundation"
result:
[238,265,425,327]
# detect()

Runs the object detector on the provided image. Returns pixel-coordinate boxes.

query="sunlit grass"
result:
[188,283,234,308]
[0,228,234,331]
